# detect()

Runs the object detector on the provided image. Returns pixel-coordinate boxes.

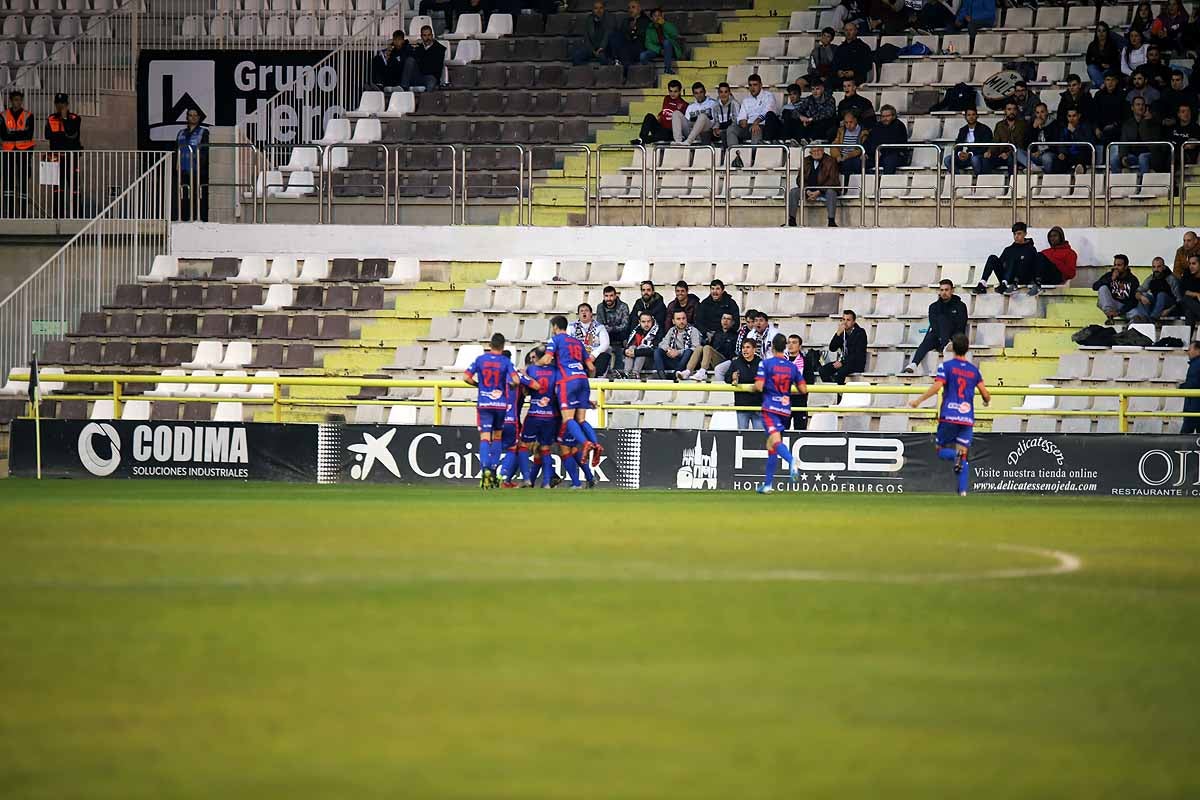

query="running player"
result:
[463,333,518,489]
[754,333,804,494]
[909,332,991,496]
[539,315,604,467]
[519,349,559,489]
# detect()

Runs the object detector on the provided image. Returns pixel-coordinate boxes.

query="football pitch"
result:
[1,481,1198,799]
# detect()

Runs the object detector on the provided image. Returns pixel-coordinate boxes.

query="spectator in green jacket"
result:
[640,7,682,74]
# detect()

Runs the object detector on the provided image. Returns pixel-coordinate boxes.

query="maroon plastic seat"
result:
[258,315,289,339]
[323,285,354,308]
[131,341,162,366]
[318,315,350,340]
[199,313,230,338]
[162,342,194,366]
[172,284,203,308]
[592,91,622,115]
[284,343,314,368]
[58,400,88,419]
[41,340,71,363]
[138,313,168,337]
[70,340,101,366]
[106,284,143,309]
[535,65,567,89]
[594,64,622,88]
[183,402,213,421]
[230,314,258,338]
[625,64,655,86]
[561,119,589,142]
[209,257,239,280]
[231,285,264,308]
[531,93,563,115]
[150,400,180,420]
[286,315,320,340]
[530,119,561,143]
[447,66,478,89]
[324,258,360,282]
[202,284,234,308]
[562,92,591,116]
[166,313,198,338]
[352,285,385,310]
[142,284,173,308]
[285,285,324,310]
[358,258,389,282]
[247,342,285,369]
[99,341,133,366]
[108,312,137,337]
[565,66,595,89]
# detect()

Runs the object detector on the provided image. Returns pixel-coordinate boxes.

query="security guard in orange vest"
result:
[2,89,35,151]
[45,93,82,151]
[2,89,35,216]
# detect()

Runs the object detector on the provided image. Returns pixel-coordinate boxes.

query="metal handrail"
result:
[1103,140,1176,226]
[322,143,390,224]
[649,143,718,228]
[192,140,265,224]
[946,142,1017,227]
[1178,139,1200,227]
[524,144,592,227]
[871,143,942,228]
[393,144,458,226]
[1024,140,1097,226]
[595,144,648,226]
[723,143,793,227]
[460,144,526,226]
[261,155,322,223]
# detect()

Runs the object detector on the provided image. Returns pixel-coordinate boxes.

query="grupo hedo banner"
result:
[136,49,340,149]
[9,419,318,481]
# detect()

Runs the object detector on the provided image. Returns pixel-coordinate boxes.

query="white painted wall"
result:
[172,224,1187,266]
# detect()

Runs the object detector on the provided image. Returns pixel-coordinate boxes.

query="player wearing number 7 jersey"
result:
[464,332,520,489]
[754,333,806,494]
[909,333,991,496]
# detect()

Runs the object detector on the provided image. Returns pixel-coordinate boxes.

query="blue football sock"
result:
[578,457,594,483]
[500,449,518,480]
[563,454,581,487]
[580,420,599,445]
[938,447,957,462]
[565,419,587,447]
[773,442,793,466]
[518,449,532,483]
[765,453,778,485]
[541,452,553,486]
[479,441,492,472]
[958,460,970,494]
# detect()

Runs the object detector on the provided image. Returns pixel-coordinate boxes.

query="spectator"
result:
[595,285,631,372]
[654,309,701,379]
[988,100,1027,173]
[1167,103,1200,164]
[45,93,82,218]
[1153,0,1188,49]
[832,111,869,181]
[372,30,416,90]
[836,77,876,127]
[412,26,447,92]
[630,279,667,329]
[712,310,756,383]
[745,310,782,356]
[1093,254,1141,321]
[828,22,873,91]
[1122,29,1150,75]
[1128,256,1182,321]
[621,312,660,375]
[1179,254,1200,325]
[781,84,806,142]
[571,302,612,375]
[974,221,1037,295]
[1130,1,1155,38]
[1156,70,1197,128]
[808,27,837,87]
[916,0,961,31]
[1173,230,1200,278]
[609,0,651,68]
[904,279,969,374]
[2,89,34,153]
[730,74,782,144]
[571,0,615,66]
[711,82,740,148]
[1055,108,1095,174]
[1010,80,1040,124]
[1181,340,1200,434]
[665,280,701,325]
[870,104,908,174]
[641,7,682,74]
[682,311,738,381]
[787,143,840,227]
[1087,23,1122,88]
[1126,71,1161,107]
[1092,72,1129,146]
[675,82,717,145]
[953,0,995,34]
[1033,225,1079,292]
[1135,45,1172,90]
[1056,74,1095,125]
[867,0,906,33]
[1027,102,1058,172]
[820,310,868,384]
[727,338,763,430]
[944,108,992,175]
[1110,95,1163,177]
[696,279,740,341]
[418,0,455,28]
[174,107,209,222]
[630,78,687,145]
[785,334,809,429]
[829,0,869,31]
[795,81,838,142]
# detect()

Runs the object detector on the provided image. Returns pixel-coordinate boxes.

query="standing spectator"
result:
[1172,229,1200,278]
[952,0,995,34]
[787,144,840,227]
[665,280,701,325]
[832,111,869,181]
[631,79,687,145]
[1167,103,1200,165]
[730,74,782,145]
[1178,254,1200,324]
[2,89,34,217]
[1056,74,1095,125]
[675,82,717,145]
[1087,23,1122,88]
[785,334,809,429]
[683,311,738,380]
[728,338,763,430]
[795,82,838,142]
[372,30,416,90]
[621,312,660,375]
[1126,71,1162,107]
[696,279,739,342]
[630,279,667,329]
[1180,340,1200,434]
[974,221,1037,295]
[654,309,701,379]
[828,22,873,91]
[711,82,740,148]
[820,310,868,384]
[571,0,615,66]
[174,107,209,222]
[808,28,837,87]
[571,302,612,376]
[836,78,876,127]
[641,7,682,75]
[1156,70,1197,129]
[1010,81,1040,124]
[595,285,630,372]
[987,100,1026,173]
[1134,45,1172,90]
[1031,225,1079,292]
[412,26,447,92]
[1121,29,1150,76]
[904,279,969,374]
[1092,72,1129,146]
[1128,256,1182,322]
[418,0,455,28]
[609,0,651,68]
[1110,95,1163,177]
[869,104,908,174]
[1093,254,1141,321]
[45,93,82,218]
[944,108,992,175]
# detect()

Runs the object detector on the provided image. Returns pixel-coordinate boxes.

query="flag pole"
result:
[29,351,41,480]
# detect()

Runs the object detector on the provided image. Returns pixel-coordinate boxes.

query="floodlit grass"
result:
[1,481,1198,799]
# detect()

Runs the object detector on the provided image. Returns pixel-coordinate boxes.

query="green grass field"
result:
[1,481,1199,799]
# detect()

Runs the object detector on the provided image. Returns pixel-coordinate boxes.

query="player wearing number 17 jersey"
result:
[754,334,806,493]
[539,315,603,468]
[910,333,991,496]
[463,332,519,489]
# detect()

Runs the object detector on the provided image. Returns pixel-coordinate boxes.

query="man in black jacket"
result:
[665,280,701,326]
[412,26,446,92]
[684,311,739,381]
[695,279,739,342]
[869,104,907,173]
[819,309,868,384]
[629,280,667,330]
[943,108,992,175]
[372,30,416,90]
[727,338,763,429]
[609,0,651,68]
[1091,71,1128,145]
[621,311,660,375]
[1056,74,1094,126]
[827,21,873,92]
[975,221,1038,295]
[904,279,969,374]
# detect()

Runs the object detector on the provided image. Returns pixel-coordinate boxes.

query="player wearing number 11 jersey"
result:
[754,334,806,493]
[910,333,991,496]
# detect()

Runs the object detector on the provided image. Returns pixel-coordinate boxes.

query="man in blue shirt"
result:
[464,333,518,489]
[540,315,603,468]
[910,333,992,496]
[754,334,805,493]
[1181,340,1200,435]
[175,107,210,221]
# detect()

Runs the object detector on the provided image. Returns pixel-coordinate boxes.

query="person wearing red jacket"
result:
[1027,225,1079,295]
[631,79,687,145]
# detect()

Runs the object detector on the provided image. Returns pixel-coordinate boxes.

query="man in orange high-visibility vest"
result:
[2,90,35,217]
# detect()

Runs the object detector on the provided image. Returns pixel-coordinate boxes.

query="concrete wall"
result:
[0,236,70,299]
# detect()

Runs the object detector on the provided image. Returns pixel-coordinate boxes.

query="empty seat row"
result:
[179,11,380,39]
[411,89,623,117]
[446,61,656,90]
[88,398,249,423]
[0,13,87,38]
[100,283,385,312]
[4,0,124,12]
[381,115,591,145]
[992,415,1185,435]
[138,255,418,285]
[1049,351,1191,383]
[784,4,1133,35]
[66,311,352,342]
[40,339,316,370]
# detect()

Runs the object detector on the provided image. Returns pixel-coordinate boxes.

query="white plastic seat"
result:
[406,13,432,38]
[489,258,526,285]
[445,344,484,372]
[379,91,415,118]
[295,256,330,283]
[386,405,418,425]
[214,402,244,422]
[449,38,482,65]
[236,13,262,37]
[121,400,151,421]
[182,340,225,370]
[228,256,268,283]
[263,256,298,284]
[252,284,295,311]
[478,12,511,38]
[272,170,315,198]
[350,118,381,143]
[347,90,385,118]
[246,371,280,399]
[522,258,558,285]
[89,399,115,420]
[279,145,319,173]
[265,13,290,37]
[444,12,481,39]
[1016,384,1056,411]
[137,255,179,283]
[314,117,352,145]
[146,369,187,398]
[217,341,252,370]
[616,259,650,287]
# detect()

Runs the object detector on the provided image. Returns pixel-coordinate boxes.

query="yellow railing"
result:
[9,372,1200,434]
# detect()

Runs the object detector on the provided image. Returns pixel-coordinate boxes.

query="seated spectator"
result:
[869,104,908,174]
[788,144,840,227]
[785,334,809,430]
[1173,230,1200,278]
[571,0,615,66]
[1181,339,1200,434]
[1047,108,1095,175]
[781,84,806,142]
[953,0,995,33]
[621,312,660,375]
[654,309,702,379]
[1092,72,1129,146]
[1130,1,1154,37]
[807,28,837,87]
[711,82,740,148]
[746,310,782,354]
[412,26,446,92]
[867,0,906,33]
[832,111,869,180]
[1126,71,1162,107]
[794,82,838,142]
[1179,254,1200,325]
[595,285,630,372]
[696,279,739,342]
[641,7,682,75]
[713,310,756,383]
[1134,45,1172,90]
[682,310,738,381]
[943,108,992,175]
[1026,102,1058,172]
[829,0,869,31]
[676,82,718,145]
[727,338,763,430]
[1056,74,1095,126]
[571,302,612,376]
[372,30,417,91]
[1128,256,1182,321]
[1110,96,1163,176]
[1092,254,1141,321]
[1010,80,1040,124]
[630,279,667,329]
[1121,29,1149,76]
[904,279,968,374]
[836,78,876,127]
[665,280,701,325]
[974,221,1038,295]
[913,0,960,31]
[630,79,687,145]
[1167,103,1200,164]
[1033,226,1079,292]
[1153,0,1188,50]
[827,22,873,92]
[820,310,868,384]
[730,74,782,144]
[418,0,455,29]
[987,100,1027,173]
[609,0,650,68]
[1087,23,1122,88]
[1156,70,1197,129]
